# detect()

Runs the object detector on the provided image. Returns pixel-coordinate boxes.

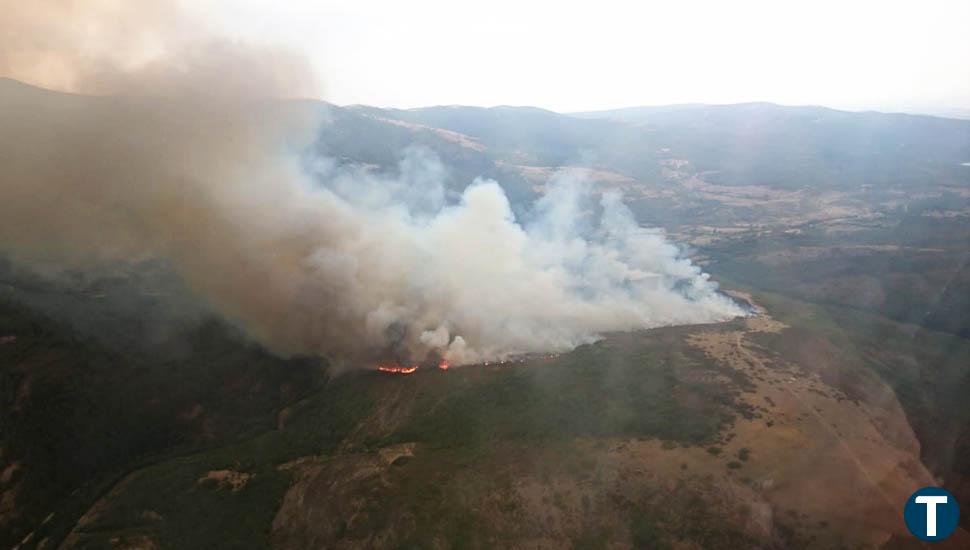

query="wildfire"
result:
[375,352,559,374]
[376,364,418,375]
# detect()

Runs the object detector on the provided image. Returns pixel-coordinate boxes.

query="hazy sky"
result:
[174,1,970,112]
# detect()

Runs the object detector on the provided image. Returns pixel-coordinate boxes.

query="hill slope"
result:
[2,80,970,548]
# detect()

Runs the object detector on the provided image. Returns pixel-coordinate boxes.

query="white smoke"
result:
[291,149,743,364]
[0,0,743,367]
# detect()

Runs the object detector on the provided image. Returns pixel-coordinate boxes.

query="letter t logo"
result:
[915,495,948,536]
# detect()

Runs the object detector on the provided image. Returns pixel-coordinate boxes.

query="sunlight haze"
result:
[199,0,970,114]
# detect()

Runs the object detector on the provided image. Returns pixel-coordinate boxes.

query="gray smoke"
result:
[0,0,743,366]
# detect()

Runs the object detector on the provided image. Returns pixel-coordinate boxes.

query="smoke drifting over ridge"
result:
[0,0,743,365]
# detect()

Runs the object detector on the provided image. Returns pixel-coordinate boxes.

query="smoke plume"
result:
[0,0,743,366]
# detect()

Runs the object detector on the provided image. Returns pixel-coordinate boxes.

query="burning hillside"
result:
[374,352,562,375]
[375,357,448,375]
[0,0,743,370]
[376,364,419,375]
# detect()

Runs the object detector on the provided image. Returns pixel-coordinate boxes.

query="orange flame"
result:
[376,352,560,374]
[377,364,418,375]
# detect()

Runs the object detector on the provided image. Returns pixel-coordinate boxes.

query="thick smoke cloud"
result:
[309,159,744,364]
[0,0,316,99]
[0,0,742,366]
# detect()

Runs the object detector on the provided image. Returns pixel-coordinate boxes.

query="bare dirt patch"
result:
[364,115,486,151]
[684,305,937,547]
[273,444,421,549]
[196,470,252,492]
[0,462,20,485]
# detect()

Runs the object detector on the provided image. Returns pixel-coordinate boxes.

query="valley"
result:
[2,79,970,548]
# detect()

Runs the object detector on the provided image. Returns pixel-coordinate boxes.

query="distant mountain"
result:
[929,107,970,120]
[571,101,970,123]
[363,101,970,191]
[5,77,967,193]
[346,103,634,169]
[4,78,970,549]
